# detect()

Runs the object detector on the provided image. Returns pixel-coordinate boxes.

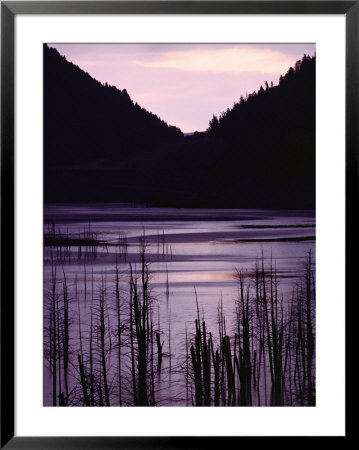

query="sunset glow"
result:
[50,43,315,132]
[136,46,296,74]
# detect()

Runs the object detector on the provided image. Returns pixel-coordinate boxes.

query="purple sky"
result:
[49,43,315,132]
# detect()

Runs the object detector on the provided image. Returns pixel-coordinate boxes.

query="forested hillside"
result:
[44,45,315,208]
[202,54,315,208]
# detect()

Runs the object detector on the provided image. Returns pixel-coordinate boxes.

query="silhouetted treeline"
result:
[44,45,182,168]
[44,45,223,205]
[201,55,315,208]
[44,46,315,209]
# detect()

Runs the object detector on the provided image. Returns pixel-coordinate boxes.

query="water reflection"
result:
[43,205,315,407]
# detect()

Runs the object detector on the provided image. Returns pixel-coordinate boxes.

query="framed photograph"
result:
[1,1,354,447]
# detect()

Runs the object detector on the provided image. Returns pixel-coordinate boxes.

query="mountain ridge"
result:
[44,45,315,209]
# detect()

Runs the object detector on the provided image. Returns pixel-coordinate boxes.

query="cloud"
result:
[134,46,295,75]
[49,43,315,132]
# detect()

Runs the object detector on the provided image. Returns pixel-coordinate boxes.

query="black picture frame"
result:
[1,1,355,447]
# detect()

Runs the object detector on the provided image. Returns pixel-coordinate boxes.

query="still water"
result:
[44,204,315,406]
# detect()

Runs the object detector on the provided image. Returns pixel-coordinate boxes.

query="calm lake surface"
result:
[44,204,315,407]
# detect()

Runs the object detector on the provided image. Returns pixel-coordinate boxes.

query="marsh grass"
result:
[44,223,107,261]
[44,232,315,407]
[186,252,315,406]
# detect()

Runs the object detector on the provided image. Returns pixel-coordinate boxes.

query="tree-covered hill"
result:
[44,45,182,168]
[201,55,315,208]
[44,46,315,209]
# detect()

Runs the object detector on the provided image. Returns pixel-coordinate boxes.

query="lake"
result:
[43,204,315,407]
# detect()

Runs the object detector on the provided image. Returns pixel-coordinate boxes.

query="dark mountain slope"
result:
[44,45,182,167]
[44,46,315,208]
[200,55,315,208]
